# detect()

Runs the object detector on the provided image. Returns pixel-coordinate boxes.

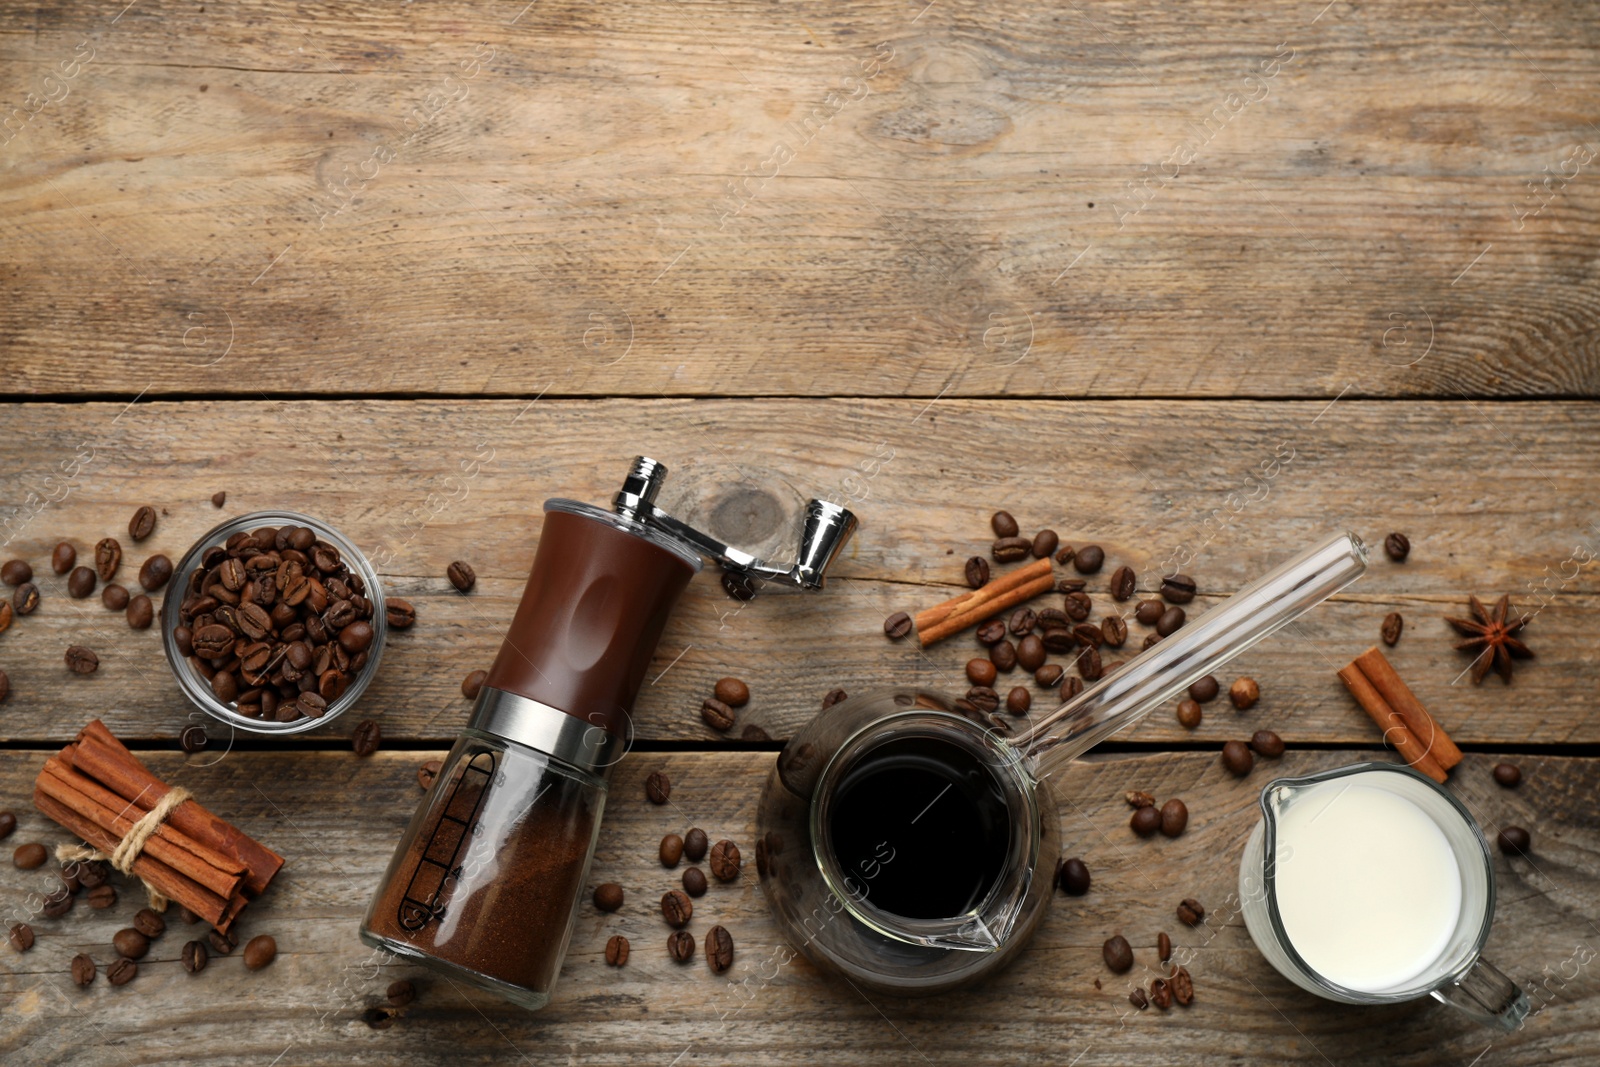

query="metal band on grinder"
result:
[467,686,622,776]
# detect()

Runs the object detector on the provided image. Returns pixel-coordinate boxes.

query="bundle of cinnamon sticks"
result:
[32,721,284,932]
[1338,647,1462,783]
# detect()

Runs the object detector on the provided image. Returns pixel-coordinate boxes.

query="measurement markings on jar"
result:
[398,750,497,930]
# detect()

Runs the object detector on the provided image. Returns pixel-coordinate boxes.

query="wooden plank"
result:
[2,0,1599,398]
[0,749,1593,1065]
[2,398,1598,745]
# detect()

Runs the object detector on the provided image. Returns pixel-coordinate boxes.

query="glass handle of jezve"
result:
[1431,956,1530,1030]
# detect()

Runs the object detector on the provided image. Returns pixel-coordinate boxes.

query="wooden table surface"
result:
[3,1,1598,1063]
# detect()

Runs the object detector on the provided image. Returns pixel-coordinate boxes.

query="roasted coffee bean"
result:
[700,697,736,732]
[1158,931,1172,963]
[1188,675,1219,702]
[446,560,476,592]
[1134,599,1164,625]
[208,927,237,955]
[709,839,742,881]
[660,833,685,868]
[415,759,443,790]
[86,884,116,909]
[9,922,34,952]
[1177,898,1205,926]
[964,556,990,588]
[675,865,707,899]
[605,934,630,966]
[65,645,99,674]
[1125,790,1156,809]
[138,554,172,591]
[42,885,74,918]
[1159,799,1188,837]
[1063,591,1092,621]
[883,611,913,640]
[1129,988,1149,1010]
[0,604,10,639]
[667,930,695,962]
[292,691,325,719]
[1076,646,1102,682]
[133,908,165,938]
[991,537,1031,563]
[1160,574,1197,604]
[101,582,129,611]
[1384,532,1410,562]
[1250,730,1285,758]
[593,883,625,912]
[1060,675,1083,701]
[461,670,487,700]
[68,565,97,598]
[243,934,277,970]
[645,771,671,804]
[95,538,122,582]
[684,827,709,861]
[966,658,998,687]
[1058,857,1090,895]
[1101,615,1128,647]
[1149,977,1173,1010]
[1072,622,1102,648]
[1006,608,1036,636]
[193,624,232,657]
[1130,806,1161,837]
[990,640,1017,672]
[1016,634,1046,671]
[1036,627,1073,654]
[1498,826,1531,856]
[1171,965,1194,1005]
[386,979,415,1007]
[72,953,97,986]
[1156,606,1186,637]
[1229,677,1260,710]
[721,571,761,601]
[113,928,150,960]
[128,506,157,542]
[1034,664,1063,687]
[13,581,40,615]
[1031,529,1059,559]
[1102,934,1133,973]
[1108,565,1137,601]
[1381,611,1404,647]
[235,602,271,640]
[1005,686,1031,715]
[210,490,227,508]
[661,889,693,928]
[0,812,14,839]
[706,925,735,974]
[1222,741,1254,777]
[1,559,31,585]
[1073,544,1105,574]
[182,940,208,974]
[52,542,76,575]
[975,619,1007,646]
[126,594,153,630]
[349,718,381,755]
[385,597,416,629]
[1493,762,1522,788]
[705,679,749,713]
[1175,699,1202,729]
[991,510,1019,538]
[338,620,373,654]
[105,957,137,986]
[822,687,849,709]
[966,686,999,713]
[14,842,47,870]
[1037,607,1069,629]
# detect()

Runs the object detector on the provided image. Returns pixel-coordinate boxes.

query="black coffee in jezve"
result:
[827,736,1011,920]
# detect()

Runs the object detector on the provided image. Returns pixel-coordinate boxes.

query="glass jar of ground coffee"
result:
[361,500,701,1010]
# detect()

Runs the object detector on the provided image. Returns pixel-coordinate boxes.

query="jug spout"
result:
[1016,532,1369,779]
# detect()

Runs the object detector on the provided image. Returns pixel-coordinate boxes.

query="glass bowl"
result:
[160,510,387,735]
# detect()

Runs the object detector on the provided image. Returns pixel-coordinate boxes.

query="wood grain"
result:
[0,749,1594,1066]
[2,0,1599,398]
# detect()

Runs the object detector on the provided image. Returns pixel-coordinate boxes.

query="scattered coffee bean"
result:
[967,658,997,687]
[1222,741,1254,777]
[94,538,122,582]
[1177,898,1205,926]
[1150,977,1173,1010]
[1250,730,1285,758]
[883,611,913,640]
[1074,545,1105,574]
[1175,699,1202,729]
[68,566,96,598]
[133,908,166,938]
[1188,675,1219,702]
[351,719,381,756]
[1075,646,1102,682]
[1156,606,1186,637]
[86,884,117,909]
[1109,565,1136,601]
[992,537,1031,563]
[1059,675,1083,701]
[211,491,227,507]
[0,605,10,639]
[1134,599,1164,625]
[72,953,97,986]
[138,554,172,591]
[14,842,47,869]
[605,934,630,966]
[645,771,671,804]
[1101,615,1128,647]
[1006,686,1031,715]
[1129,988,1149,1010]
[9,922,34,952]
[822,687,849,709]
[1063,591,1093,621]
[243,934,277,970]
[593,883,624,912]
[709,839,742,881]
[1038,606,1070,629]
[1125,790,1156,808]
[385,598,417,629]
[295,692,327,719]
[1034,664,1063,687]
[181,939,208,974]
[1229,677,1260,709]
[1130,807,1161,837]
[706,925,735,974]
[1058,857,1090,895]
[1493,762,1522,788]
[1384,532,1410,562]
[1002,608,1033,636]
[208,927,237,955]
[965,556,990,588]
[106,957,137,986]
[101,583,129,611]
[1032,530,1059,559]
[682,866,708,897]
[991,511,1019,538]
[975,619,1006,647]
[1160,574,1197,606]
[1381,611,1404,647]
[661,889,693,928]
[42,885,73,918]
[667,930,695,962]
[178,905,200,924]
[1158,931,1172,963]
[0,812,14,839]
[13,581,40,615]
[660,833,685,868]
[684,827,709,861]
[1497,826,1531,856]
[1,560,31,585]
[1071,622,1102,649]
[1102,934,1133,973]
[1171,965,1194,1006]
[65,645,100,674]
[386,979,415,1007]
[446,560,476,592]
[1159,799,1188,837]
[52,542,76,575]
[417,759,442,790]
[1016,634,1046,671]
[990,640,1017,672]
[128,506,157,542]
[461,670,487,700]
[113,928,150,960]
[701,697,736,732]
[126,594,153,630]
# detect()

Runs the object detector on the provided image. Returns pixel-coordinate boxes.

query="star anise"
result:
[1445,595,1533,684]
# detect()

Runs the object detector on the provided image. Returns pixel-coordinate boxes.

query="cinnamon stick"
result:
[1337,663,1448,783]
[915,558,1054,632]
[918,570,1057,647]
[1352,647,1463,770]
